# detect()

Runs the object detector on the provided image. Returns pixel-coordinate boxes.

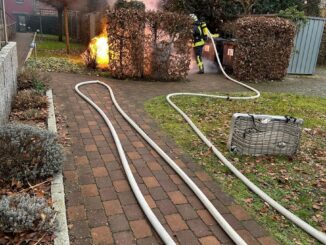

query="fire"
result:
[88,28,109,69]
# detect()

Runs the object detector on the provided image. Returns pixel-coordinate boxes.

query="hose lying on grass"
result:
[75,33,326,245]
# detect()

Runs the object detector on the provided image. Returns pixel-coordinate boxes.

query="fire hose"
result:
[75,33,326,245]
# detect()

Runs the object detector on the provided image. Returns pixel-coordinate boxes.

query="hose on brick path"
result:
[75,81,246,245]
[75,33,326,245]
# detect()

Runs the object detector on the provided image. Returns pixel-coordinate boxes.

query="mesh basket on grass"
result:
[233,16,296,82]
[0,124,63,185]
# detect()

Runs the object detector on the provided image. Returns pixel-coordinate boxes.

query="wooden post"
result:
[58,7,63,42]
[64,6,70,54]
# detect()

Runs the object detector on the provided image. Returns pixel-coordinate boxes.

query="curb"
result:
[47,89,70,245]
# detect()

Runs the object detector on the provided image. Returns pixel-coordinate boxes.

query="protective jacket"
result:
[193,21,209,47]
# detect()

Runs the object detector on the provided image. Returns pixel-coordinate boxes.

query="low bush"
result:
[0,194,56,233]
[12,90,48,111]
[17,68,50,93]
[233,16,296,81]
[0,124,63,185]
[11,109,48,122]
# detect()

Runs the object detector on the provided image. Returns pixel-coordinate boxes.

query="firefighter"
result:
[190,14,209,74]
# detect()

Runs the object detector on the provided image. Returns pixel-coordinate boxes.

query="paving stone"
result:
[143,176,160,188]
[113,231,136,245]
[165,214,188,232]
[156,199,178,215]
[210,225,233,244]
[144,195,157,208]
[242,220,267,238]
[177,204,198,220]
[168,191,188,205]
[87,209,108,228]
[75,156,89,166]
[85,144,97,152]
[110,169,126,181]
[113,180,131,192]
[92,166,109,177]
[195,171,211,182]
[67,205,86,221]
[108,214,130,233]
[176,230,200,245]
[149,187,168,201]
[78,174,95,185]
[124,204,144,221]
[228,205,251,221]
[70,221,90,239]
[81,184,99,197]
[258,236,279,245]
[237,229,260,245]
[99,186,118,201]
[66,191,84,206]
[147,161,162,171]
[104,199,123,216]
[64,171,78,183]
[91,226,113,244]
[118,192,138,205]
[136,236,162,245]
[84,196,103,210]
[197,210,215,226]
[130,219,152,239]
[199,236,221,245]
[187,219,212,237]
[170,174,183,185]
[95,176,113,189]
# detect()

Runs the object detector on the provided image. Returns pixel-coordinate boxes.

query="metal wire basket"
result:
[228,114,303,156]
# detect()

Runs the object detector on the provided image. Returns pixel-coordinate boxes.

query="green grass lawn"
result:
[26,35,87,74]
[145,92,326,245]
[27,35,109,77]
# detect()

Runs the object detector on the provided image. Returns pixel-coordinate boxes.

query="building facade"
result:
[4,0,54,32]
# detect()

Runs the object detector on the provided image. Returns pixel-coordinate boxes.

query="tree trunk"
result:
[64,6,70,54]
[58,7,63,42]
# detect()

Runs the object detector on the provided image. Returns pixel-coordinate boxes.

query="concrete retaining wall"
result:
[0,42,18,125]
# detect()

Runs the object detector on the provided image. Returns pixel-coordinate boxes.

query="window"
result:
[16,0,24,4]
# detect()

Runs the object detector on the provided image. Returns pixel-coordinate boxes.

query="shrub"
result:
[278,6,308,27]
[115,0,145,10]
[0,194,56,233]
[11,108,48,122]
[233,16,296,81]
[0,124,63,185]
[107,9,192,81]
[12,90,48,111]
[18,68,50,93]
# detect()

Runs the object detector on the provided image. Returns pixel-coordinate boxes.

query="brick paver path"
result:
[13,32,34,69]
[51,72,277,245]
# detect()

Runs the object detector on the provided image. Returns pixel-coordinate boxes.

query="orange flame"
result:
[88,28,109,69]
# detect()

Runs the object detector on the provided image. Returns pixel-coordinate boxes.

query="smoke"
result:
[106,0,160,10]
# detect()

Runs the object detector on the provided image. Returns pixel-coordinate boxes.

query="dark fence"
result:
[15,9,81,40]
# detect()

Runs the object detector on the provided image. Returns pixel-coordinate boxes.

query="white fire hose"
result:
[75,32,326,245]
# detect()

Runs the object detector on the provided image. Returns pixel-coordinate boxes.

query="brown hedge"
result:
[233,16,296,82]
[107,10,192,81]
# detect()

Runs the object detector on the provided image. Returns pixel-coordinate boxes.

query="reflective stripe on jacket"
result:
[193,21,208,47]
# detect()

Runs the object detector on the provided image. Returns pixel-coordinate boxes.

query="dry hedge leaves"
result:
[107,9,192,81]
[233,16,296,82]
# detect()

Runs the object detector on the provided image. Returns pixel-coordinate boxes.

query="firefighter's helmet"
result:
[190,14,198,22]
